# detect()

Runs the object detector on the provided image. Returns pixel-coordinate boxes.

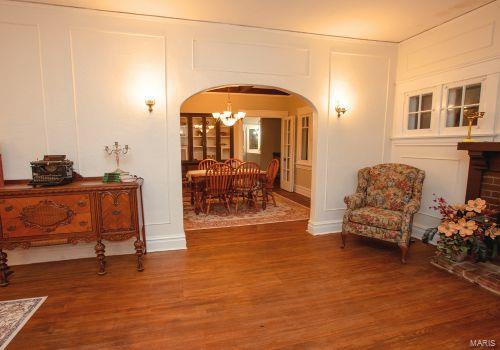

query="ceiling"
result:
[15,0,495,42]
[207,86,289,96]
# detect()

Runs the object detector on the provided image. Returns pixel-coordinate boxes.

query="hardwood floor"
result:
[1,221,499,349]
[274,187,311,207]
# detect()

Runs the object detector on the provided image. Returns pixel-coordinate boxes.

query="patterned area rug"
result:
[184,193,309,230]
[0,297,46,350]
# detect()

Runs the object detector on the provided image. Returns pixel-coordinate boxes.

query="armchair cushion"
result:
[365,164,420,211]
[348,206,403,231]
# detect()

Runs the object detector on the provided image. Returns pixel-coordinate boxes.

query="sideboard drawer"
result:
[99,190,135,232]
[0,194,93,238]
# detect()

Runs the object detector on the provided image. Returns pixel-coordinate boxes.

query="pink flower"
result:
[465,198,487,213]
[438,221,459,237]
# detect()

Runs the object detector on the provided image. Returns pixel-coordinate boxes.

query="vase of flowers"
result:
[422,197,499,262]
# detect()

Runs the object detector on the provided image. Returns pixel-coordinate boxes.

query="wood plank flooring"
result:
[1,220,499,349]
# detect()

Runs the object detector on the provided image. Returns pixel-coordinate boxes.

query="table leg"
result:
[190,180,195,205]
[194,180,204,215]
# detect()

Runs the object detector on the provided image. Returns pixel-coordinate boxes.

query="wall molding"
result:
[192,39,310,77]
[400,155,460,162]
[396,55,500,85]
[147,235,187,252]
[0,21,49,156]
[294,184,311,198]
[68,27,172,226]
[308,219,342,235]
[295,163,312,170]
[406,22,495,71]
[324,51,391,212]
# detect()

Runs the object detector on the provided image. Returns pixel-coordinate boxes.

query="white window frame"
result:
[403,87,440,136]
[296,112,312,166]
[439,76,486,135]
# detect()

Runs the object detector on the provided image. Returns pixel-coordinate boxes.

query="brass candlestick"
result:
[463,111,485,142]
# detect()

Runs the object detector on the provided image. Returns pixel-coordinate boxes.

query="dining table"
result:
[186,169,267,215]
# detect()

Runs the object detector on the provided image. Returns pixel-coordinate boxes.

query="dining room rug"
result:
[184,193,309,230]
[0,297,46,350]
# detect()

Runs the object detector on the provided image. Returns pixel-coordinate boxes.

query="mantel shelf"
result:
[457,142,500,152]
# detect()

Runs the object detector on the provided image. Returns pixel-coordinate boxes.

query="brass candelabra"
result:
[463,111,485,142]
[104,141,130,173]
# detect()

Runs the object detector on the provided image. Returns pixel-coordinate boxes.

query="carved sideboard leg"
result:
[0,250,12,287]
[134,239,145,272]
[95,240,106,275]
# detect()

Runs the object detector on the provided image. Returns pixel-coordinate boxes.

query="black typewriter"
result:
[29,155,74,187]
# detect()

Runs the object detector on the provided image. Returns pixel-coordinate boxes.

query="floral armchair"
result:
[341,163,425,263]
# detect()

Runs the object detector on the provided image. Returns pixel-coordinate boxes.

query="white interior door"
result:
[281,115,295,191]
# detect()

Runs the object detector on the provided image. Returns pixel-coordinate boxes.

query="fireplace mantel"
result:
[457,142,500,215]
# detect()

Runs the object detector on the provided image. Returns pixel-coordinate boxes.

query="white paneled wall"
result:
[0,22,47,180]
[391,1,500,238]
[0,1,397,264]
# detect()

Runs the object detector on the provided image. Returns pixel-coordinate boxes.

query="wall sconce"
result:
[335,105,347,118]
[145,99,155,113]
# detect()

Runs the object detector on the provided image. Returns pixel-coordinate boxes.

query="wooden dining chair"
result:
[224,158,243,169]
[261,159,280,209]
[203,163,233,215]
[198,159,217,171]
[233,162,261,213]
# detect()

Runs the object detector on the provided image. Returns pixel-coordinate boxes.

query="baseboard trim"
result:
[294,185,311,198]
[412,223,437,245]
[307,219,342,235]
[147,235,187,252]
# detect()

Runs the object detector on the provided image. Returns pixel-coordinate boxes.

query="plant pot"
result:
[450,250,468,262]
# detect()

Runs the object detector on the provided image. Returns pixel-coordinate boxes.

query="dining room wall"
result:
[0,0,397,264]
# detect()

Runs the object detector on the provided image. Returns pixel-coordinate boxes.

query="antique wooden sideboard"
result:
[0,178,146,286]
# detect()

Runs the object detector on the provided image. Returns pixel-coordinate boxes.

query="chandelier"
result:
[212,89,246,127]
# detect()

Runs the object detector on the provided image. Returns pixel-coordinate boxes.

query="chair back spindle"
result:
[224,158,243,169]
[198,159,217,171]
[234,162,261,192]
[206,163,233,197]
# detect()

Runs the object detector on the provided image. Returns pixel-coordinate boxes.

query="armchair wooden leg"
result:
[340,232,346,249]
[400,245,409,264]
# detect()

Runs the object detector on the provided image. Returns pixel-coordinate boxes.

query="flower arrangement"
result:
[422,197,499,262]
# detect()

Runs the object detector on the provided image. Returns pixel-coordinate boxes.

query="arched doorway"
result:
[179,84,317,232]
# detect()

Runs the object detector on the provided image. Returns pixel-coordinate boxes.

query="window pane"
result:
[463,106,479,126]
[464,84,481,105]
[447,87,463,108]
[301,127,308,161]
[420,112,431,129]
[408,113,418,130]
[421,93,432,111]
[409,96,419,113]
[446,108,461,127]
